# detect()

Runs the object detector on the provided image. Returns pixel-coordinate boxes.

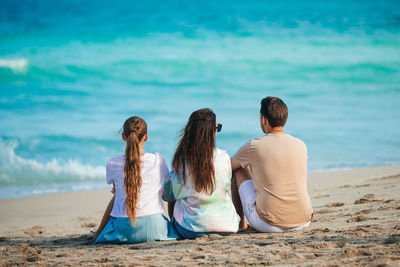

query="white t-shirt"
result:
[164,148,240,233]
[106,153,170,218]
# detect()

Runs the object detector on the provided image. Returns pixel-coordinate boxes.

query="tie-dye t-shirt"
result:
[163,148,240,233]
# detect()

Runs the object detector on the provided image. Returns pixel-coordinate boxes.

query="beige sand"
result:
[0,165,399,266]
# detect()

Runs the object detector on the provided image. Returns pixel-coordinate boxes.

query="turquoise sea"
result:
[1,0,399,199]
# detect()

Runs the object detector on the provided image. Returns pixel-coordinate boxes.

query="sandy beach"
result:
[0,165,399,266]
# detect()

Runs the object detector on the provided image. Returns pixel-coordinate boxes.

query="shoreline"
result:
[0,164,399,265]
[2,164,400,202]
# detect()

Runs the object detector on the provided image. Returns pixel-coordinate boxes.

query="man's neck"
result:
[268,127,284,134]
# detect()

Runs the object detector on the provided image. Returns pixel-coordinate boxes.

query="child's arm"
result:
[93,195,115,241]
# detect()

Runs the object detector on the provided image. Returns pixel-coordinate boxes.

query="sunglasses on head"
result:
[216,123,222,132]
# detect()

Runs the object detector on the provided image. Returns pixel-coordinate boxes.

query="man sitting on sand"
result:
[231,96,313,232]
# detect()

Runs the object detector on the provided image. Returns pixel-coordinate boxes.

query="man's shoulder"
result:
[252,134,307,149]
[247,136,263,146]
[235,137,262,153]
[285,134,307,148]
[247,135,274,146]
[236,136,270,152]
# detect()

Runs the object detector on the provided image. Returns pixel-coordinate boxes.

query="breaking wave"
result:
[0,139,105,187]
[0,58,28,73]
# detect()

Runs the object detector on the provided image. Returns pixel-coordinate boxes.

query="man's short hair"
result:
[260,96,288,127]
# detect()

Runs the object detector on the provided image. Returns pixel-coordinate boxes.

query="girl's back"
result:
[106,152,169,218]
[94,116,179,244]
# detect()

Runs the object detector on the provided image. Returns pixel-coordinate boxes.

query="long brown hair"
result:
[172,108,216,195]
[123,116,147,223]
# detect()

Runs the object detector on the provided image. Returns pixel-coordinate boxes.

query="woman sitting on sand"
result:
[164,108,240,239]
[93,116,179,244]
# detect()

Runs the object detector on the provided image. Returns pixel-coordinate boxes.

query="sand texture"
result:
[0,165,399,266]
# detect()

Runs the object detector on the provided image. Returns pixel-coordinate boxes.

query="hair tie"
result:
[125,129,137,137]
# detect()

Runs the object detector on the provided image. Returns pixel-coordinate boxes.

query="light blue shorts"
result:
[171,217,234,239]
[94,213,180,244]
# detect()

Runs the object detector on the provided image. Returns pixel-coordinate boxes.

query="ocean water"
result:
[0,0,399,199]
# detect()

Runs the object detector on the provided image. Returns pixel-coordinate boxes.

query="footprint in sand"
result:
[346,215,374,223]
[17,245,42,263]
[355,209,375,215]
[314,194,330,199]
[354,194,376,204]
[314,208,333,214]
[341,248,371,258]
[26,255,41,263]
[81,222,96,228]
[326,202,345,208]
[354,183,370,188]
[353,226,369,232]
[188,246,203,252]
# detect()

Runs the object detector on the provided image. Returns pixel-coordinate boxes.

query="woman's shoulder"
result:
[214,147,231,174]
[215,147,229,159]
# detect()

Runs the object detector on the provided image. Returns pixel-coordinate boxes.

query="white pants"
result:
[238,180,310,233]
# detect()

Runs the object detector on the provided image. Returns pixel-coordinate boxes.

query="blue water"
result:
[1,0,400,199]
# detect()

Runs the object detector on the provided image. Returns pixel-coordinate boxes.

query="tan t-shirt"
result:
[233,133,313,228]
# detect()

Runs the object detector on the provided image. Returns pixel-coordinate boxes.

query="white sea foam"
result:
[0,58,28,73]
[0,139,105,186]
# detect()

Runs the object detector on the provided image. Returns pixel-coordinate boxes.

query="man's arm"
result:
[231,140,253,173]
[231,157,242,172]
[230,157,250,230]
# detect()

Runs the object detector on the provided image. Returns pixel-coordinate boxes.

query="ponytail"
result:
[122,117,147,224]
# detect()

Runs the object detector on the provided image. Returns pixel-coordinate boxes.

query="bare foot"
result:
[239,217,249,231]
[240,223,248,231]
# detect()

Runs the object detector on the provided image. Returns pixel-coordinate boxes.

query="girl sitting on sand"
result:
[164,108,240,239]
[94,116,179,244]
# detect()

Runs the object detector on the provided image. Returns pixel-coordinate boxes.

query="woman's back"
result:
[168,148,240,233]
